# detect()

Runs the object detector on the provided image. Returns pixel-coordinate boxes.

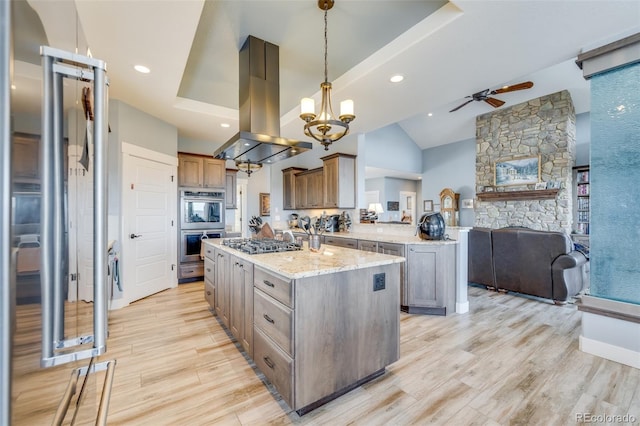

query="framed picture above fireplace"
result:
[494,155,540,186]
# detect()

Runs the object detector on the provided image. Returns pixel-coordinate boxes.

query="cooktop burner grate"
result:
[222,238,302,255]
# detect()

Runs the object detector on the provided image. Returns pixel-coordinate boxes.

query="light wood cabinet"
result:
[214,248,230,327]
[226,169,238,209]
[204,257,216,309]
[230,254,254,357]
[358,240,378,252]
[405,243,455,315]
[178,153,225,188]
[282,167,307,210]
[324,236,356,249]
[322,153,356,208]
[294,168,323,209]
[13,133,40,183]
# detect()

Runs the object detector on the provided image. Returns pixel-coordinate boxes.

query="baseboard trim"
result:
[579,335,640,369]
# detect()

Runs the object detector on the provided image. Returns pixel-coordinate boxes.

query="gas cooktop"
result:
[222,238,302,255]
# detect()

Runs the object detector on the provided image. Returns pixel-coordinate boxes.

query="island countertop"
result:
[204,239,405,280]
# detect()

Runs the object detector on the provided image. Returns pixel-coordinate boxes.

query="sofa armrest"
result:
[551,251,588,301]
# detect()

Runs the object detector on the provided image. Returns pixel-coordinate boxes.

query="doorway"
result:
[399,191,416,226]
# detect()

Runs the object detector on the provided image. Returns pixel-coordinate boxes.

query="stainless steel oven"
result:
[180,229,224,264]
[180,189,225,230]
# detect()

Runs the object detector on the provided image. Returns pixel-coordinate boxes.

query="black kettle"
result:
[416,212,446,240]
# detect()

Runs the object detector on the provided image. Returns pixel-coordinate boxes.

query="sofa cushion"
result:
[468,227,495,288]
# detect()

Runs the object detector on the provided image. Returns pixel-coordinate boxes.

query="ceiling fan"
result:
[449,81,534,112]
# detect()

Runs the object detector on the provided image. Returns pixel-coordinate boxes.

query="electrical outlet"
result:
[373,273,385,291]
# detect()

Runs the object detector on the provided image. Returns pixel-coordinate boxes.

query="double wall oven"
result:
[179,189,225,281]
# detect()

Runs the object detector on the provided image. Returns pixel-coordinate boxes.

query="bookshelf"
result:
[573,165,590,243]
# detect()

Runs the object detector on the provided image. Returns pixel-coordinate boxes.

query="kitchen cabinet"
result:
[282,167,307,210]
[230,254,254,357]
[226,169,238,209]
[322,153,356,208]
[294,168,323,209]
[378,242,405,307]
[204,256,215,309]
[214,248,230,327]
[357,240,378,252]
[405,243,455,315]
[13,133,40,183]
[324,236,356,249]
[178,153,225,188]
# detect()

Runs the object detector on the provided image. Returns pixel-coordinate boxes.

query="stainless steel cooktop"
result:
[222,238,301,255]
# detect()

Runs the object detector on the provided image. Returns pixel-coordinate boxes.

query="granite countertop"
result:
[283,228,458,245]
[204,240,405,280]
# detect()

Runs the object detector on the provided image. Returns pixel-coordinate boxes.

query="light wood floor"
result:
[12,283,640,425]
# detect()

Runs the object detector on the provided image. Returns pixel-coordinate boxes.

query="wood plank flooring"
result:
[12,283,640,425]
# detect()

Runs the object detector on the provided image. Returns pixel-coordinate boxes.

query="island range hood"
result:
[213,36,312,165]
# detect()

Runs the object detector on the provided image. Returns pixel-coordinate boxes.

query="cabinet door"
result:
[295,173,308,209]
[324,236,357,249]
[323,156,339,208]
[226,171,237,209]
[178,154,203,187]
[378,243,405,305]
[406,244,455,311]
[308,170,324,208]
[357,240,378,252]
[282,168,307,210]
[203,158,225,188]
[13,134,40,182]
[241,261,254,357]
[204,257,216,308]
[321,153,355,208]
[230,256,243,340]
[215,249,230,327]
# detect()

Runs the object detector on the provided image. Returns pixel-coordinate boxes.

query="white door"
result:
[400,191,416,226]
[123,153,176,303]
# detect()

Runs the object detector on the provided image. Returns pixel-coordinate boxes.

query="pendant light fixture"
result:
[235,160,262,177]
[300,0,355,151]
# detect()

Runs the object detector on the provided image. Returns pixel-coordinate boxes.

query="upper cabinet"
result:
[322,153,356,209]
[178,153,225,188]
[282,153,356,210]
[226,169,238,209]
[13,133,40,184]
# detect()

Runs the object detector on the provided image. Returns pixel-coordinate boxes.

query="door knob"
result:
[130,233,141,239]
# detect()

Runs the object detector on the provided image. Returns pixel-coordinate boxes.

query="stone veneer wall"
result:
[475,90,576,232]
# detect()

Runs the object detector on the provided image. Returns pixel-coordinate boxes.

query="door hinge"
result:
[171,175,174,182]
[70,273,77,281]
[171,220,174,227]
[171,264,175,271]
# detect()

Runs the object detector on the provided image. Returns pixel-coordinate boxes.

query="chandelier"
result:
[235,160,262,177]
[300,0,355,151]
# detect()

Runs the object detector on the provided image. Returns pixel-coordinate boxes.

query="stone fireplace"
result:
[474,90,576,232]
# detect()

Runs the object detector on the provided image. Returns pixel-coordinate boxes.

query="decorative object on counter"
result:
[288,213,299,229]
[259,192,270,216]
[339,211,352,231]
[416,212,446,240]
[309,234,322,252]
[248,216,263,234]
[387,201,399,211]
[367,202,384,223]
[494,155,540,186]
[423,199,433,212]
[236,159,262,177]
[249,216,275,238]
[299,0,355,151]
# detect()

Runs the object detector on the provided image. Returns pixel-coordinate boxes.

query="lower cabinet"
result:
[324,236,357,249]
[405,243,456,315]
[230,254,254,357]
[214,248,230,327]
[357,239,378,252]
[203,256,215,309]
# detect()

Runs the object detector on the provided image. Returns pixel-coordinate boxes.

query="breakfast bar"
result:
[203,239,404,415]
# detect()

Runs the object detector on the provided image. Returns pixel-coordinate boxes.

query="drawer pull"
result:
[206,291,211,296]
[263,314,275,324]
[263,280,275,287]
[206,268,211,272]
[263,356,275,369]
[206,249,211,254]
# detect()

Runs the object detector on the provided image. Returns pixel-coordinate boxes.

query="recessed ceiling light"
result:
[220,123,230,128]
[428,113,433,117]
[134,65,150,74]
[244,142,251,146]
[390,75,404,83]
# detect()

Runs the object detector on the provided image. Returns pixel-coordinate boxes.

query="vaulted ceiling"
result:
[12,1,640,152]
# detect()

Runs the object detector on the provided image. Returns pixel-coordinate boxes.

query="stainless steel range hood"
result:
[213,36,312,164]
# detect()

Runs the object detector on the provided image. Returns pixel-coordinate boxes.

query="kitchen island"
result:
[202,239,404,415]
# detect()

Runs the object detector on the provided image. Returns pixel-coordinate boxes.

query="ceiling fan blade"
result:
[449,99,474,112]
[484,97,505,108]
[491,81,534,95]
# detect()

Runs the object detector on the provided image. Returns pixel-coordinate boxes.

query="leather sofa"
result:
[468,227,588,303]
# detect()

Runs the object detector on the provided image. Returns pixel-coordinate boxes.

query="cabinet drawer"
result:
[204,278,215,309]
[204,257,215,281]
[324,236,357,249]
[254,288,293,356]
[203,243,216,261]
[254,267,292,308]
[254,327,293,408]
[179,262,203,279]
